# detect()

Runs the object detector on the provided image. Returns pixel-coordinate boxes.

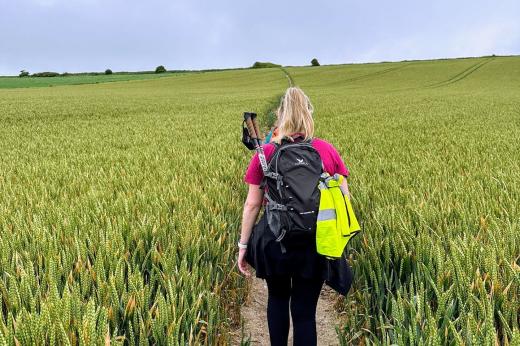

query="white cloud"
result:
[344,16,520,64]
[29,0,98,7]
[450,20,520,56]
[349,36,426,63]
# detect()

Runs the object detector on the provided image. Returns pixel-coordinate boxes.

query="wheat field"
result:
[0,56,518,345]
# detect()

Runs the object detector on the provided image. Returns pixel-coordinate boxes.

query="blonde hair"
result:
[273,87,314,143]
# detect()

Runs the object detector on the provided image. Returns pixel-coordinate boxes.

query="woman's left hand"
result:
[238,248,251,277]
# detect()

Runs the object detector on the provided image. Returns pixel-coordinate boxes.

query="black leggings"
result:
[265,275,324,346]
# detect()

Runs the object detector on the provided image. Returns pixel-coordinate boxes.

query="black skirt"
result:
[246,212,326,279]
[246,213,354,296]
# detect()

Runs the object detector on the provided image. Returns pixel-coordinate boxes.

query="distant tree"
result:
[19,70,29,77]
[311,58,320,66]
[105,69,113,75]
[31,72,60,77]
[155,65,166,73]
[251,61,281,69]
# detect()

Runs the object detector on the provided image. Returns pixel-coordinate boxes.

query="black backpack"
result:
[261,136,323,253]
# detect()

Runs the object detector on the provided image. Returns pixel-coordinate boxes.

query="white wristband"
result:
[237,241,248,249]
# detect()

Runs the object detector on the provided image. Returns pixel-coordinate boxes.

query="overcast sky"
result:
[1,0,519,75]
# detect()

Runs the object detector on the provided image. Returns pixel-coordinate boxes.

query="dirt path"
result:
[232,275,342,345]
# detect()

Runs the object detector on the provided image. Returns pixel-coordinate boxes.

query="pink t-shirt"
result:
[244,137,350,185]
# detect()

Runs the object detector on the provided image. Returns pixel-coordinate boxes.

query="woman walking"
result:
[237,87,353,346]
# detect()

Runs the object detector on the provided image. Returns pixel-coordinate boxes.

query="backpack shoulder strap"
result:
[306,137,326,173]
[259,142,282,190]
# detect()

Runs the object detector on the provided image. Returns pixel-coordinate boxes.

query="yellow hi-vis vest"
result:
[316,173,361,259]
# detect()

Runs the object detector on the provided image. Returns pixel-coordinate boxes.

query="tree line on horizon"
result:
[18,65,169,78]
[17,58,321,78]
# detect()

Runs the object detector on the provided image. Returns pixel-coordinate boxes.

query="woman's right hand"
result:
[238,248,251,277]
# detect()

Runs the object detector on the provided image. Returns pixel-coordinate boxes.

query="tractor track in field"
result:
[280,64,409,88]
[426,57,494,88]
[341,63,410,84]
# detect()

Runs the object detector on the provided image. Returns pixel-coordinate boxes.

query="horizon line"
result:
[1,53,518,77]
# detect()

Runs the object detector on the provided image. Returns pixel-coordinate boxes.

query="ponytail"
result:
[273,87,314,143]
